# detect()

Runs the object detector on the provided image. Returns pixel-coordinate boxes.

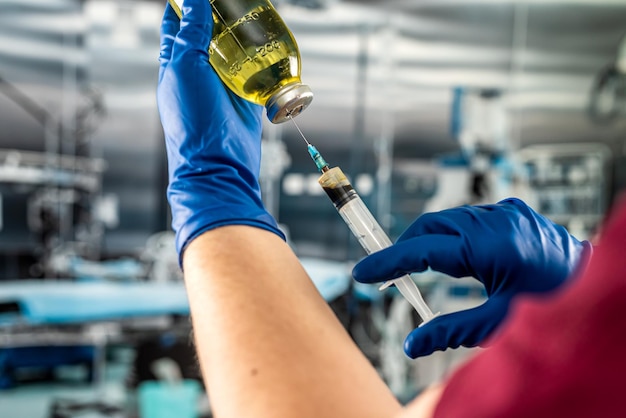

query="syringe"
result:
[289,119,437,324]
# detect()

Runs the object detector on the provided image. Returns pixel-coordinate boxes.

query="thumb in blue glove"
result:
[352,198,592,358]
[157,0,284,263]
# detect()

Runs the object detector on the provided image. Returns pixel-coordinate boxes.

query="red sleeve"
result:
[434,198,626,418]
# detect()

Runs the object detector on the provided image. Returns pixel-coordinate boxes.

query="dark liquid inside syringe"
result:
[322,184,357,210]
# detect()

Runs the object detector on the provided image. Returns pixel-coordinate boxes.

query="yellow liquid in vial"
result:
[168,0,303,105]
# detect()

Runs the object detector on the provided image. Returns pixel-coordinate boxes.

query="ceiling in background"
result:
[0,0,625,251]
[277,0,626,158]
[1,0,625,156]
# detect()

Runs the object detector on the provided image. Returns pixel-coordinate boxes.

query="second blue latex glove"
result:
[352,198,592,358]
[157,0,284,261]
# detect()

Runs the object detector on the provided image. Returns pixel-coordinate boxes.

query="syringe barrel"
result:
[318,167,436,323]
[337,197,392,255]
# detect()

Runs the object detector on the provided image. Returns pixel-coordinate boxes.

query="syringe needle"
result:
[287,114,329,173]
[288,114,310,146]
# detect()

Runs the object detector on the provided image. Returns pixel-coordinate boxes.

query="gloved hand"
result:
[157,0,284,262]
[352,198,592,358]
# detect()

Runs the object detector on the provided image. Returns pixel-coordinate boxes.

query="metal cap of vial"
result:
[265,83,313,124]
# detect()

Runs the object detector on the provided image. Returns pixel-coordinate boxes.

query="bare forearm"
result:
[183,225,404,418]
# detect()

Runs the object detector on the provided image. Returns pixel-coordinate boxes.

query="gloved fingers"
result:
[403,297,508,358]
[400,199,536,243]
[396,205,495,242]
[497,197,557,231]
[352,235,475,283]
[159,3,179,78]
[396,211,463,242]
[497,196,532,211]
[570,239,594,277]
[172,0,213,62]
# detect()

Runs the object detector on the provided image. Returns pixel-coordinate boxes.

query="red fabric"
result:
[434,198,626,418]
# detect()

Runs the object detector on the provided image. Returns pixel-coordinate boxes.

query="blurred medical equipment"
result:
[48,398,125,418]
[0,255,351,390]
[0,280,191,388]
[588,34,626,125]
[140,231,184,284]
[518,143,612,240]
[0,74,108,279]
[167,0,313,123]
[0,148,109,278]
[426,87,534,214]
[44,231,184,284]
[291,117,436,324]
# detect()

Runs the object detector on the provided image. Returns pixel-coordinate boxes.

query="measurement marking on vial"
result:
[258,40,281,57]
[227,41,282,76]
[235,12,260,26]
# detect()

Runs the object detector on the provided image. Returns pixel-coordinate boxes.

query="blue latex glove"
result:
[352,198,592,358]
[157,0,284,261]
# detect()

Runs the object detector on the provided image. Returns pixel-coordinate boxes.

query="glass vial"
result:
[168,0,313,123]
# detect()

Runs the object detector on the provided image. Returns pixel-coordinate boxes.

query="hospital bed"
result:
[0,257,352,389]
